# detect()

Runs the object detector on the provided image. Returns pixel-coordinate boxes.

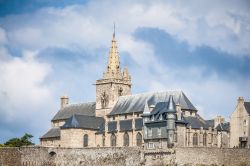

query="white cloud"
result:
[1,0,249,55]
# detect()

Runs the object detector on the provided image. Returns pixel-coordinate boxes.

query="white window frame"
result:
[148,142,155,149]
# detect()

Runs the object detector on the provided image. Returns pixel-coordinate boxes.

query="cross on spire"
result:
[113,22,116,38]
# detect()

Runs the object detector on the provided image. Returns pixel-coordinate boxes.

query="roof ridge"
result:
[118,90,183,99]
[63,101,96,108]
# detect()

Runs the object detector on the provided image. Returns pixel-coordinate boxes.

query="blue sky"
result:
[0,0,250,144]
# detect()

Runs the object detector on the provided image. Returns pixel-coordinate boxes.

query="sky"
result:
[0,0,250,144]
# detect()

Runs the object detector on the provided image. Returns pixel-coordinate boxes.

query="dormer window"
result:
[159,114,163,120]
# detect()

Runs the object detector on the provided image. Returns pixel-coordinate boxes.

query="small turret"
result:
[123,65,131,80]
[166,95,176,147]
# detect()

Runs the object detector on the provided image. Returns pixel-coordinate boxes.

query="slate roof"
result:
[205,120,215,128]
[216,122,230,132]
[109,91,197,115]
[52,102,96,121]
[184,116,210,129]
[61,114,104,130]
[120,120,132,131]
[40,127,60,139]
[244,102,250,114]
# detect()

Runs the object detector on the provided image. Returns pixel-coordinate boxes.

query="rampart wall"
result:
[0,146,250,166]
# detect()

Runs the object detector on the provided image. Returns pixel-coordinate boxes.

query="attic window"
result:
[243,120,247,125]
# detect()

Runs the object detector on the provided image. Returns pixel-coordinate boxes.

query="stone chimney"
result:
[238,96,244,105]
[60,95,69,109]
[176,104,182,120]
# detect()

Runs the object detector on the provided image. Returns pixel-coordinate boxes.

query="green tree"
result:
[4,133,34,147]
[0,144,4,147]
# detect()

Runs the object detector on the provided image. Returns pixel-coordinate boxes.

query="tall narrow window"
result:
[157,127,161,136]
[123,132,129,146]
[148,128,152,137]
[203,133,207,146]
[111,133,116,147]
[102,134,105,147]
[136,132,142,146]
[83,134,88,147]
[193,133,198,146]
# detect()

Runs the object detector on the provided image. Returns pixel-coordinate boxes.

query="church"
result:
[40,30,229,149]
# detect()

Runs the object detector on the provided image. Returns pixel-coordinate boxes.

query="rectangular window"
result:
[148,128,152,137]
[157,127,161,136]
[148,142,155,149]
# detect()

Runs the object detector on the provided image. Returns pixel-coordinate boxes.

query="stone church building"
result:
[40,31,230,149]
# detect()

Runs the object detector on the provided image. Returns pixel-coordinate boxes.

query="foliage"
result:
[4,133,34,147]
[0,144,4,147]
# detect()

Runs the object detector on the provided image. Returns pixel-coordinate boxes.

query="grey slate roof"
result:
[120,120,132,131]
[205,120,215,128]
[52,102,96,121]
[40,127,60,139]
[135,118,143,130]
[244,102,250,114]
[216,122,230,132]
[61,114,104,130]
[184,116,210,129]
[108,121,117,132]
[109,91,197,115]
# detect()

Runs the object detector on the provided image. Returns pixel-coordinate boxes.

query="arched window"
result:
[136,132,142,146]
[123,132,129,146]
[203,133,207,146]
[102,134,105,147]
[111,133,116,147]
[83,134,88,147]
[193,133,198,146]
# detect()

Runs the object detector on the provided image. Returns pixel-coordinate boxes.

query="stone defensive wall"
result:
[0,146,250,166]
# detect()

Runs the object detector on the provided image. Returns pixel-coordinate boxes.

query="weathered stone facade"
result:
[1,147,250,166]
[230,97,250,148]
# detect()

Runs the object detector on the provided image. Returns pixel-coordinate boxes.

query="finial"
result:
[113,22,116,38]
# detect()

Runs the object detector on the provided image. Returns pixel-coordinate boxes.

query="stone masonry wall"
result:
[176,147,250,166]
[1,147,250,166]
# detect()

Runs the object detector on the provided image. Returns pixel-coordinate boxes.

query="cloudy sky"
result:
[0,0,250,144]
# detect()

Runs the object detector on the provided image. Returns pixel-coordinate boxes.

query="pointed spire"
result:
[113,22,116,38]
[123,65,130,79]
[143,101,151,115]
[103,25,122,79]
[167,95,176,112]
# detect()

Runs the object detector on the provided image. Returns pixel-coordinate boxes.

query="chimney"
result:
[60,95,69,109]
[176,104,182,120]
[238,96,244,105]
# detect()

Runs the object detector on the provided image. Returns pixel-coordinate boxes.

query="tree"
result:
[0,144,4,147]
[4,133,34,147]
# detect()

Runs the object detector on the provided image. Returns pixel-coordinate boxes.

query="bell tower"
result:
[95,27,132,117]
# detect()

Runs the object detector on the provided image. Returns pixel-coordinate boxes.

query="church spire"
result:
[104,25,122,79]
